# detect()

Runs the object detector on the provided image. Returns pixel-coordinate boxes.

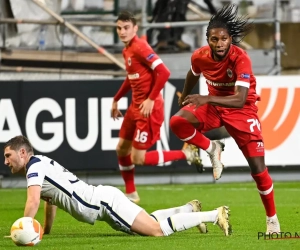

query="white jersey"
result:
[26,155,101,225]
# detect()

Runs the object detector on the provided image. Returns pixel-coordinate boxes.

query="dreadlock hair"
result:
[4,135,34,154]
[206,4,253,44]
[116,10,137,26]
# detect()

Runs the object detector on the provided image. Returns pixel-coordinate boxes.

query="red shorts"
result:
[119,99,164,150]
[182,103,265,157]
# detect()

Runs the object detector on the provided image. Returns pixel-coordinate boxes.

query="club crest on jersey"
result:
[128,57,131,66]
[227,68,233,78]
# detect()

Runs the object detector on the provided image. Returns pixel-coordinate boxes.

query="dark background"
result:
[0,79,199,175]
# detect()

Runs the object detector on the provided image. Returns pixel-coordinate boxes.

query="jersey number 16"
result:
[134,129,148,143]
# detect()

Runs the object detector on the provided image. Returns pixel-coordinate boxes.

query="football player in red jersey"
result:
[112,11,201,204]
[170,4,280,234]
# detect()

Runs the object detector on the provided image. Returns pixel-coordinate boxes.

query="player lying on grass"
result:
[4,135,232,237]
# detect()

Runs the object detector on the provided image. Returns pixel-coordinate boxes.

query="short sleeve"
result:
[134,42,162,70]
[190,51,201,76]
[235,53,252,88]
[26,162,46,187]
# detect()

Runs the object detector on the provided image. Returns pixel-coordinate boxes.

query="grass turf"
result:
[0,182,299,250]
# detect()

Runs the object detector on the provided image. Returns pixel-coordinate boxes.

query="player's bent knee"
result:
[116,138,133,155]
[151,225,164,237]
[130,149,146,165]
[131,155,145,166]
[134,223,164,236]
[116,145,131,156]
[170,115,188,135]
[131,210,164,236]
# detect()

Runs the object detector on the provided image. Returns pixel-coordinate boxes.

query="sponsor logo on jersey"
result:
[241,73,250,79]
[207,80,235,87]
[128,73,140,79]
[146,53,155,61]
[128,57,131,66]
[227,68,233,78]
[27,172,38,178]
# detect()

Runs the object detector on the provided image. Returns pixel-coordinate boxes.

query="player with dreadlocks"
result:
[169,4,281,234]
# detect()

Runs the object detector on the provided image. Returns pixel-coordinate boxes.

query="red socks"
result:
[251,168,276,217]
[118,150,187,193]
[144,150,186,165]
[170,115,210,150]
[118,155,135,194]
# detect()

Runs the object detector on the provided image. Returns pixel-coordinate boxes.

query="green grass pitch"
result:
[0,182,299,250]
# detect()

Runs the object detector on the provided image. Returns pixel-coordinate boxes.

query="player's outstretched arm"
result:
[180,70,200,107]
[111,100,123,120]
[207,85,249,108]
[24,185,41,218]
[183,85,249,108]
[113,77,131,103]
[43,201,57,234]
[139,63,170,118]
[112,77,131,120]
[148,63,170,100]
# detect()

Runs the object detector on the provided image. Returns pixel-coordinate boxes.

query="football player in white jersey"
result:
[4,135,232,236]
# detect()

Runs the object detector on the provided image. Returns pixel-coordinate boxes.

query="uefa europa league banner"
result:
[0,79,198,174]
[1,76,299,174]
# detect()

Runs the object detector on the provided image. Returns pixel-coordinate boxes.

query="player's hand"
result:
[182,94,209,108]
[111,100,123,120]
[178,95,186,107]
[139,98,154,118]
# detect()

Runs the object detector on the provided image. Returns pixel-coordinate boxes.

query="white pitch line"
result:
[138,187,300,191]
[141,187,184,191]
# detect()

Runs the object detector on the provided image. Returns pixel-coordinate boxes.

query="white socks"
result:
[151,204,193,221]
[159,210,218,236]
[205,141,214,154]
[197,211,218,222]
[267,214,278,220]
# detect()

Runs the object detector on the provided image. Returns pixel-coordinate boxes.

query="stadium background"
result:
[0,1,300,249]
[0,0,299,188]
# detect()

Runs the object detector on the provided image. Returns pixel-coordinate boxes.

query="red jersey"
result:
[123,35,163,105]
[191,45,259,104]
